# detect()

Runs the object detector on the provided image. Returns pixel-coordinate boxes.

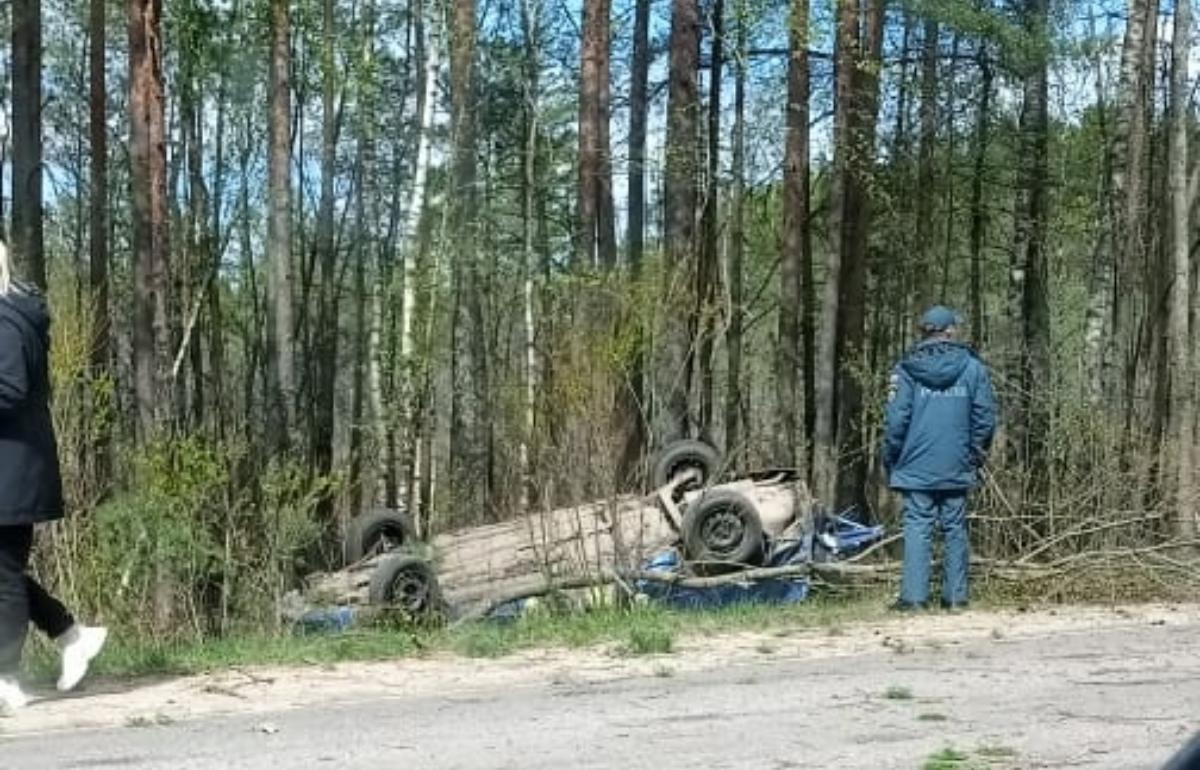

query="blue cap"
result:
[920,305,960,332]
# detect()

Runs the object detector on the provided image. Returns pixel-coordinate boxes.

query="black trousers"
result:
[0,525,75,673]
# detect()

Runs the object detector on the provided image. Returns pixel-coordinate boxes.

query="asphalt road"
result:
[3,619,1197,770]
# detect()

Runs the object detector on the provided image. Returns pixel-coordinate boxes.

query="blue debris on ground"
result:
[633,513,884,611]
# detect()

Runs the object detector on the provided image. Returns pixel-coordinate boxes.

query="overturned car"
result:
[293,440,884,625]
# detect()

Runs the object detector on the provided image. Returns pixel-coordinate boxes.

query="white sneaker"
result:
[0,677,28,716]
[56,625,108,692]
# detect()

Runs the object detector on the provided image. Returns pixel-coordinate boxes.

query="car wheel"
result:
[368,555,442,619]
[651,439,722,502]
[343,509,415,566]
[681,489,764,573]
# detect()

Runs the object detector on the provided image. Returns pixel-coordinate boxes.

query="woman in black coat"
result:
[0,242,107,714]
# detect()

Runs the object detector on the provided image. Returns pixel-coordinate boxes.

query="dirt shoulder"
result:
[6,601,1197,739]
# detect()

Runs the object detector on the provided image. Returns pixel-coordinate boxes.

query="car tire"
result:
[651,439,722,502]
[343,509,415,566]
[681,489,764,572]
[368,555,442,619]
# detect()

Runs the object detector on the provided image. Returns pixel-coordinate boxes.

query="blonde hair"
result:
[0,240,10,296]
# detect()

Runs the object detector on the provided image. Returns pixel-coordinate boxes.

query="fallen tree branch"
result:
[1016,513,1168,565]
[450,558,1054,626]
[845,533,902,563]
[1044,539,1200,570]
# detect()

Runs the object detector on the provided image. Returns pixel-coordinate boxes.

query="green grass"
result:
[917,712,949,722]
[922,747,975,770]
[24,625,427,681]
[622,623,675,655]
[975,744,1018,760]
[24,589,899,683]
[883,684,914,700]
[921,745,1017,769]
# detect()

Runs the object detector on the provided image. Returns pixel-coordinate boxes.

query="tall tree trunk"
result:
[359,0,389,508]
[725,0,748,465]
[659,0,700,442]
[237,123,264,447]
[577,0,600,268]
[267,0,295,453]
[940,34,960,301]
[209,64,227,440]
[577,0,616,270]
[348,12,380,516]
[416,202,441,532]
[913,17,938,310]
[778,0,809,470]
[616,0,651,485]
[520,0,541,508]
[595,0,617,270]
[1168,0,1194,536]
[401,0,439,529]
[129,0,171,441]
[891,12,914,160]
[349,149,369,516]
[314,0,339,526]
[814,0,860,503]
[89,0,110,487]
[13,0,44,288]
[1009,0,1052,494]
[129,0,172,632]
[180,34,208,431]
[449,0,490,519]
[1109,0,1158,417]
[834,0,885,512]
[891,12,914,340]
[696,0,723,437]
[968,42,992,348]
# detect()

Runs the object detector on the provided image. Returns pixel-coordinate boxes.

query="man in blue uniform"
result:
[883,306,997,611]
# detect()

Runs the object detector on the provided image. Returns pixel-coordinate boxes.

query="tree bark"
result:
[616,0,652,486]
[89,0,110,485]
[359,0,390,507]
[520,0,541,509]
[725,0,748,465]
[577,0,616,270]
[400,0,439,524]
[13,0,44,288]
[129,0,173,631]
[833,0,885,511]
[313,0,339,524]
[595,0,617,270]
[968,42,992,348]
[813,0,859,502]
[179,23,208,431]
[939,34,960,302]
[1168,0,1194,536]
[1009,0,1052,491]
[913,18,938,311]
[267,0,296,453]
[1107,0,1158,417]
[577,0,600,269]
[350,144,369,516]
[779,0,810,470]
[209,60,228,440]
[696,0,723,437]
[659,0,701,442]
[129,0,171,441]
[449,0,491,519]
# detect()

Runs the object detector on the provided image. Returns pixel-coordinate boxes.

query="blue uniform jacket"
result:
[883,340,997,491]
